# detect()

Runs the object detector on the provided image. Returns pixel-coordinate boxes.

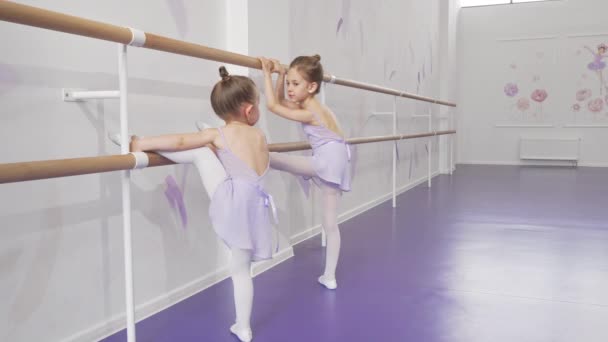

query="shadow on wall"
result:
[0,63,213,99]
[166,0,189,39]
[0,63,19,96]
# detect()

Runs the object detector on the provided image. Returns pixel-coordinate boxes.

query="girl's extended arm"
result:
[131,129,217,152]
[272,60,300,110]
[260,57,314,123]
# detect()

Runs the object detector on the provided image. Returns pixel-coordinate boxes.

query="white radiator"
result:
[519,137,580,165]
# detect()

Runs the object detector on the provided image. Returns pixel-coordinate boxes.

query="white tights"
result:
[157,149,254,330]
[153,147,226,199]
[269,152,341,280]
[230,248,253,331]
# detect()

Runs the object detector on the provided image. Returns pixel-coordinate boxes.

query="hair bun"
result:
[219,66,230,81]
[312,54,321,62]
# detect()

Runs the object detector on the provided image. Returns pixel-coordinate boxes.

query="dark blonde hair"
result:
[210,66,258,119]
[289,54,324,94]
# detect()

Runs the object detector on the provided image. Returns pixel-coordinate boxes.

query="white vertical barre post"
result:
[449,108,454,175]
[428,107,432,188]
[450,110,456,174]
[392,96,397,208]
[320,83,327,247]
[118,44,136,342]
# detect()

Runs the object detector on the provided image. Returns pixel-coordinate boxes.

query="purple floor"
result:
[101,165,608,342]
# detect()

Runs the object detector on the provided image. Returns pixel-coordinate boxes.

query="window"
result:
[461,0,557,7]
[462,0,509,6]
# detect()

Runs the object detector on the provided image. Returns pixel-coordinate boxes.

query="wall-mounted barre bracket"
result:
[62,88,120,102]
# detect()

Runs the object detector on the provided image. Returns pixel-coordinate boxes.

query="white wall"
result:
[0,1,451,341]
[286,0,450,224]
[1,2,229,341]
[439,0,461,173]
[457,0,608,166]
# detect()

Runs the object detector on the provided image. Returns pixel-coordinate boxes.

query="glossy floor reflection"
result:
[102,165,608,341]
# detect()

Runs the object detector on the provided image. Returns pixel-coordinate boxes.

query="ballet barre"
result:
[0,1,455,107]
[0,130,455,184]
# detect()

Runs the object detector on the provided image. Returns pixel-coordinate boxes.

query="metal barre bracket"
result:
[62,88,120,102]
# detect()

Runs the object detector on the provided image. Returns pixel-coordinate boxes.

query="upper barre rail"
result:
[0,1,456,107]
[0,130,455,184]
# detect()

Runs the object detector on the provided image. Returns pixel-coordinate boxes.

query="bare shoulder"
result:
[253,127,269,145]
[234,126,267,144]
[320,106,345,136]
[199,127,221,147]
[201,127,220,136]
[316,106,334,123]
[200,127,220,140]
[323,105,338,119]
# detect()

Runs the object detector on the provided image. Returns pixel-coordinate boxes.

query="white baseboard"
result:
[458,160,523,166]
[290,171,440,246]
[64,263,230,342]
[580,163,608,167]
[290,224,324,246]
[67,246,294,342]
[458,160,608,168]
[252,246,294,276]
[439,166,456,174]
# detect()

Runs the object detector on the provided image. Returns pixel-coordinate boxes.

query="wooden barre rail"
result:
[0,1,456,107]
[0,130,455,184]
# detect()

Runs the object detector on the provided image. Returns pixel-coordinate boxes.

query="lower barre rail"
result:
[0,130,455,184]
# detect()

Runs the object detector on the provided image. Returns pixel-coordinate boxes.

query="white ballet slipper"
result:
[230,323,253,342]
[318,275,337,290]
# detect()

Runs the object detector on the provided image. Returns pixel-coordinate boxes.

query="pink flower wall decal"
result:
[576,89,592,102]
[588,98,604,112]
[517,98,530,111]
[531,89,548,103]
